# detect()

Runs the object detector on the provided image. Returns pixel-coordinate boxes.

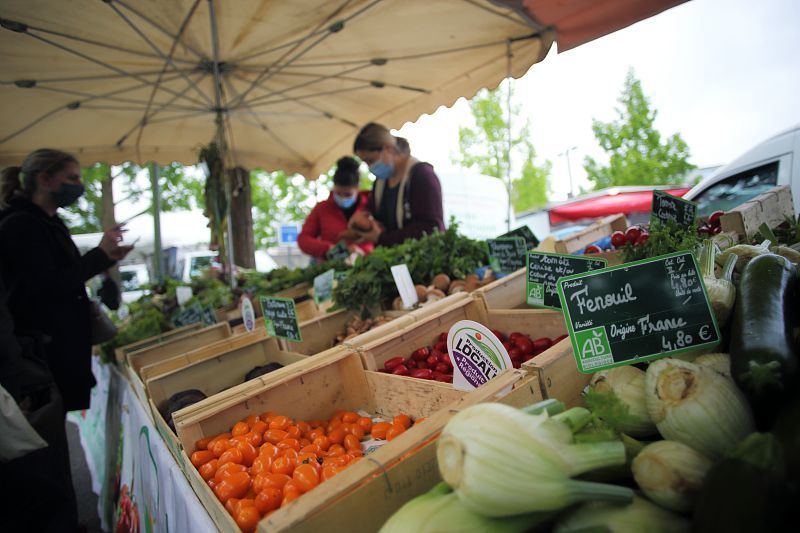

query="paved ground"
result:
[67,421,105,533]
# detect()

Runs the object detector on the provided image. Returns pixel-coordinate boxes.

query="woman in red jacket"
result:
[298,157,374,261]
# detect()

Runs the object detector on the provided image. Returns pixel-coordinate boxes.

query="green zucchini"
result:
[692,433,790,533]
[730,253,798,428]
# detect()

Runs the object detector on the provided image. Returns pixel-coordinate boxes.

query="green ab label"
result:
[528,282,545,306]
[575,327,614,370]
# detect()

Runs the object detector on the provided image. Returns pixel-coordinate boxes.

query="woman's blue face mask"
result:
[369,160,395,180]
[334,193,357,209]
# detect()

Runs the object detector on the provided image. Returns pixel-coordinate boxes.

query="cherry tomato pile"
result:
[190,410,416,531]
[379,331,566,378]
[585,225,649,254]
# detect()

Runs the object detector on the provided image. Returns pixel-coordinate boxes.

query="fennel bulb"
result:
[554,496,690,533]
[436,402,633,517]
[586,366,656,437]
[701,240,737,327]
[694,352,731,379]
[632,440,712,512]
[645,358,754,459]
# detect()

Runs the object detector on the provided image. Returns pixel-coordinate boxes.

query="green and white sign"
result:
[557,251,720,373]
[259,297,302,342]
[172,303,217,328]
[313,269,335,305]
[526,252,607,309]
[487,237,527,274]
[498,225,539,249]
[446,320,513,391]
[651,190,697,228]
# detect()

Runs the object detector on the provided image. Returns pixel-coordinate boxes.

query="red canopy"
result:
[521,0,688,51]
[549,188,691,224]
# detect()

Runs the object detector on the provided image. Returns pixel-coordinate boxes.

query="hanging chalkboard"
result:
[259,297,302,342]
[487,237,527,274]
[651,190,697,228]
[498,226,539,249]
[172,303,217,328]
[557,251,720,373]
[326,241,350,261]
[526,252,607,309]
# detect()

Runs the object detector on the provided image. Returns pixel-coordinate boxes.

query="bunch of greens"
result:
[332,223,488,312]
[241,258,347,296]
[99,301,170,362]
[622,219,704,263]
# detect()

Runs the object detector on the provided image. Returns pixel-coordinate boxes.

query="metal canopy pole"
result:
[505,40,513,232]
[150,162,164,282]
[207,0,236,289]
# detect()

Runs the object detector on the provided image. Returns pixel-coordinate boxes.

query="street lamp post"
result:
[558,146,578,198]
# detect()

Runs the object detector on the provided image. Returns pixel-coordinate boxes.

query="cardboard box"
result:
[720,185,795,240]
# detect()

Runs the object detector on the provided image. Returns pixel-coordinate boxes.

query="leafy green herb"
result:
[622,219,704,263]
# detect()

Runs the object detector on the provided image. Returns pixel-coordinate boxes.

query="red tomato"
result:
[708,210,725,227]
[490,329,505,341]
[391,364,409,376]
[435,374,453,383]
[635,232,650,246]
[410,368,433,380]
[584,244,602,254]
[434,340,448,352]
[438,332,447,342]
[435,363,449,374]
[625,226,642,244]
[383,356,404,371]
[411,347,430,361]
[508,347,522,360]
[611,230,627,249]
[513,336,534,354]
[532,337,553,351]
[426,355,439,368]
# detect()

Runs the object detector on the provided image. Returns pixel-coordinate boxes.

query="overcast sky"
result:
[397,0,800,201]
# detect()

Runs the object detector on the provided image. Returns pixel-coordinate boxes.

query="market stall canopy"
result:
[0,0,687,177]
[549,186,690,224]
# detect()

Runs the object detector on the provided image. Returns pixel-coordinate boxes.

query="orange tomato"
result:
[243,431,262,448]
[225,497,239,516]
[263,429,288,445]
[276,438,300,452]
[190,450,215,468]
[199,459,219,481]
[312,436,331,452]
[296,421,311,435]
[349,425,365,440]
[234,506,261,533]
[307,428,324,441]
[210,438,231,458]
[269,415,291,430]
[328,427,346,445]
[244,414,260,428]
[356,417,373,433]
[300,444,321,455]
[393,414,412,429]
[297,452,318,467]
[323,455,349,467]
[386,424,405,441]
[233,440,258,467]
[207,479,217,490]
[271,455,294,476]
[262,473,291,491]
[281,448,299,467]
[250,455,272,477]
[234,498,256,515]
[327,418,342,432]
[214,471,251,504]
[232,421,250,437]
[286,425,302,439]
[251,420,268,436]
[371,422,391,440]
[282,485,302,506]
[343,434,360,452]
[195,435,215,451]
[218,446,244,466]
[326,444,345,457]
[299,438,311,448]
[341,411,359,424]
[292,463,320,493]
[260,443,280,459]
[255,487,282,514]
[215,462,246,483]
[321,464,340,481]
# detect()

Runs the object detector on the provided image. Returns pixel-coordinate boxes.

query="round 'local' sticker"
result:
[446,320,513,391]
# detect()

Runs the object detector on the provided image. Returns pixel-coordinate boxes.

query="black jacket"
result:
[0,198,114,411]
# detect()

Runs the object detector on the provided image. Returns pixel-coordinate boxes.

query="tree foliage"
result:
[583,69,695,190]
[454,87,550,213]
[250,170,319,249]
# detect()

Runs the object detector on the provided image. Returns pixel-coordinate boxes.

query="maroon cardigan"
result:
[366,162,445,246]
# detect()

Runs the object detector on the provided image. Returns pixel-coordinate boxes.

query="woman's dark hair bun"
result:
[333,156,360,187]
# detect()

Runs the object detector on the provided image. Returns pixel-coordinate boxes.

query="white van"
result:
[684,124,800,216]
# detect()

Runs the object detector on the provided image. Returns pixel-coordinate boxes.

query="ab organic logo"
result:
[575,326,614,370]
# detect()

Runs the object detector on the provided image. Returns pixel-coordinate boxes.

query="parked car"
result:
[684,124,800,216]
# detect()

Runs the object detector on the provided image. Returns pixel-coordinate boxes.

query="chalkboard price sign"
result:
[313,269,335,305]
[487,237,527,274]
[172,303,217,328]
[526,252,607,309]
[259,297,303,342]
[557,251,720,373]
[651,190,697,228]
[498,226,539,249]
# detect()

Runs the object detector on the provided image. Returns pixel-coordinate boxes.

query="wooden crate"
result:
[554,214,629,254]
[522,337,589,408]
[255,369,541,532]
[113,323,204,364]
[144,334,307,473]
[472,268,526,310]
[173,349,481,533]
[720,185,795,239]
[357,297,567,393]
[125,322,233,405]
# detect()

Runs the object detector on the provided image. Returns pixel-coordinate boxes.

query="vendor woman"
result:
[350,123,444,246]
[298,156,373,261]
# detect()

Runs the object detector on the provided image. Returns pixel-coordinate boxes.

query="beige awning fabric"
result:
[521,0,688,52]
[0,0,554,177]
